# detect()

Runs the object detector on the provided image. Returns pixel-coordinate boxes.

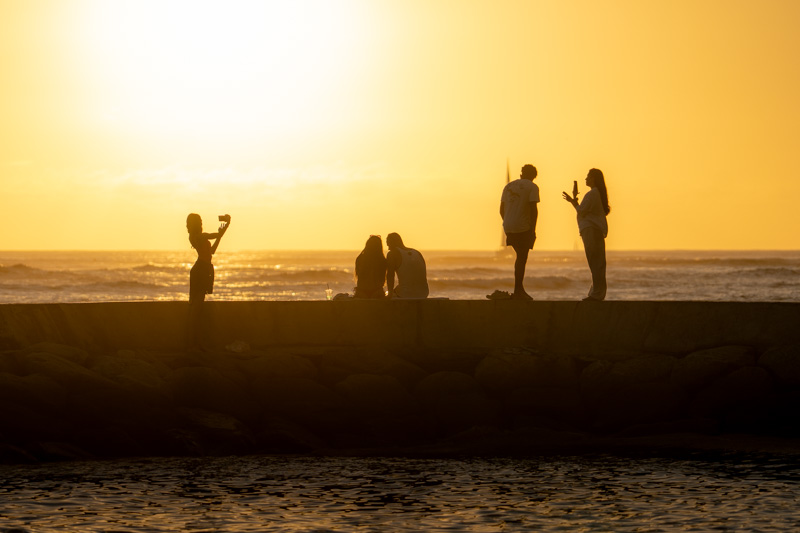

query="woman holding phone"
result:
[186,213,230,304]
[562,169,610,301]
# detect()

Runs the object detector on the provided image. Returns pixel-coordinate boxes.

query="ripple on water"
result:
[1,453,799,532]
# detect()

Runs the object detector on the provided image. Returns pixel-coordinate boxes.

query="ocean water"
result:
[1,249,799,303]
[0,454,799,532]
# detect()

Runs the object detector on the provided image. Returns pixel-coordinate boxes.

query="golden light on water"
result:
[2,0,800,251]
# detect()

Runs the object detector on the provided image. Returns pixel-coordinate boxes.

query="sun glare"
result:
[81,0,367,140]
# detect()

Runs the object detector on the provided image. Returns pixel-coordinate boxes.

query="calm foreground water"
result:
[1,454,799,532]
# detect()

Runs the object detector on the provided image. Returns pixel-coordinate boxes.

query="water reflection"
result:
[1,453,799,532]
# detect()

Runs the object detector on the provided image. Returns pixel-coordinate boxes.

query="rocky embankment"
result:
[1,301,799,462]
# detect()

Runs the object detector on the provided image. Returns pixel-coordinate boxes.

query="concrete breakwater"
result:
[1,301,799,462]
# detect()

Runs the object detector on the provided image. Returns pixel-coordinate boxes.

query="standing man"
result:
[500,164,539,300]
[386,232,429,299]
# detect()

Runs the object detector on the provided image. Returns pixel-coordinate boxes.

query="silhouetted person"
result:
[500,164,539,300]
[186,213,230,304]
[563,168,610,301]
[354,235,387,298]
[386,232,429,299]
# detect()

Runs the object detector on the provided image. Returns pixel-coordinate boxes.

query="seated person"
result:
[386,232,429,299]
[354,235,387,298]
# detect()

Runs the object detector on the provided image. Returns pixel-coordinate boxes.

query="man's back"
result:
[501,178,540,233]
[392,247,429,298]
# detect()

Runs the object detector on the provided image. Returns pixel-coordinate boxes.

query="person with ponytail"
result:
[562,168,610,301]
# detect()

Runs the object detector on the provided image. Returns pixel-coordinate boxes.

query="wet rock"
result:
[589,381,689,430]
[475,351,579,393]
[0,336,22,351]
[315,348,426,388]
[177,408,256,455]
[762,389,800,437]
[414,371,480,402]
[169,366,258,420]
[119,350,173,380]
[504,386,585,423]
[162,428,207,456]
[0,352,21,374]
[240,351,318,381]
[256,416,327,452]
[252,377,345,426]
[71,426,146,458]
[433,392,499,434]
[0,403,66,441]
[613,417,720,438]
[89,355,169,401]
[690,366,773,417]
[225,339,251,353]
[22,342,89,366]
[580,354,677,403]
[181,407,248,432]
[334,373,416,416]
[0,443,38,464]
[613,354,677,383]
[63,386,162,431]
[34,441,95,462]
[17,351,118,391]
[410,371,495,437]
[401,347,486,375]
[0,372,68,412]
[672,345,756,391]
[759,344,800,387]
[163,350,242,373]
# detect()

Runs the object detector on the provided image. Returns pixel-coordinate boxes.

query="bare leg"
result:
[512,245,532,299]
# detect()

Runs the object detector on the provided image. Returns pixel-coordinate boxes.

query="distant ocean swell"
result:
[1,250,799,303]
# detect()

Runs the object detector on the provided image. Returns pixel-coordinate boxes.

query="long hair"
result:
[355,235,386,285]
[589,168,610,215]
[186,213,202,247]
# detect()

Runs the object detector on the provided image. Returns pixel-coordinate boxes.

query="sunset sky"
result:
[2,0,799,251]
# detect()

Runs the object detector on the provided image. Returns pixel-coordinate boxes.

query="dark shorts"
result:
[506,228,535,250]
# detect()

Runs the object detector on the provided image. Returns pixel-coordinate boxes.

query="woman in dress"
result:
[186,213,230,304]
[563,168,610,301]
[354,235,387,298]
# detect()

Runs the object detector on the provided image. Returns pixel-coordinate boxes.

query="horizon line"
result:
[1,248,799,254]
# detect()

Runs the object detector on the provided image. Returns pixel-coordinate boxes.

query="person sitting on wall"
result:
[354,235,387,298]
[386,232,429,299]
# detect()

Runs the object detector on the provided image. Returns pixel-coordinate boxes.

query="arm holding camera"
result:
[210,214,231,255]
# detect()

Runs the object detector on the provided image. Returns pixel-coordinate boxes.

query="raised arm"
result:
[209,220,230,255]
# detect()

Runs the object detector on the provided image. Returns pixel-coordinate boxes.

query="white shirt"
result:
[576,188,608,238]
[394,247,429,298]
[501,179,540,233]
